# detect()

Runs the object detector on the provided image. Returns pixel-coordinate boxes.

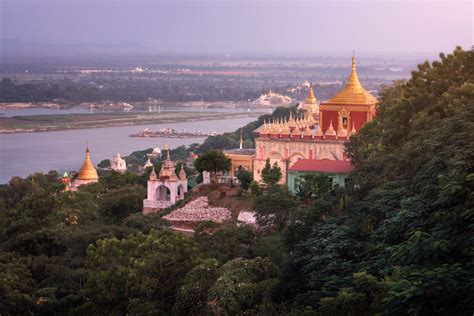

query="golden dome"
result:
[77,148,99,181]
[327,53,377,105]
[306,83,317,104]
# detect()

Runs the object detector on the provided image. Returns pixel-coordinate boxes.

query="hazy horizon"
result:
[1,0,472,58]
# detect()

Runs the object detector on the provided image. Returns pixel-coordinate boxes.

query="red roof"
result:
[288,159,354,174]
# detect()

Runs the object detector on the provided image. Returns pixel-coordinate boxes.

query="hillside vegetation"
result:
[0,47,472,315]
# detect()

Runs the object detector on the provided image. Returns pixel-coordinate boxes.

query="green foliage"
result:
[295,173,331,206]
[194,149,230,182]
[78,230,200,314]
[195,224,256,263]
[174,259,221,315]
[254,185,298,229]
[236,166,253,191]
[97,159,110,168]
[0,48,471,315]
[249,180,262,197]
[276,47,474,314]
[261,159,282,185]
[98,185,146,223]
[207,257,279,314]
[0,257,35,315]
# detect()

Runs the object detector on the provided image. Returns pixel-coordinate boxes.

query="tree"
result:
[207,257,279,315]
[254,185,297,229]
[195,224,255,263]
[0,257,35,315]
[194,150,230,184]
[77,230,200,314]
[98,185,146,223]
[294,173,331,206]
[97,159,110,168]
[174,259,220,315]
[275,47,474,314]
[236,167,253,191]
[261,159,282,186]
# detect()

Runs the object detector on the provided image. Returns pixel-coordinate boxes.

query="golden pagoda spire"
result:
[239,128,243,150]
[77,146,99,181]
[326,51,377,105]
[347,50,361,89]
[306,83,317,104]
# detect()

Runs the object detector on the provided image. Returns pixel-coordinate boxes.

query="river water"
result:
[0,116,259,183]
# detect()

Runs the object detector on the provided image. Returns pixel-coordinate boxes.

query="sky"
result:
[0,0,472,56]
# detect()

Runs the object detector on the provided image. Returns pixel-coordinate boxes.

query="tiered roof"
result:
[324,53,376,105]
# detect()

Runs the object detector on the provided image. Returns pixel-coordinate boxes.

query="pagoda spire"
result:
[347,50,362,89]
[239,128,243,150]
[163,143,170,160]
[306,82,317,104]
[77,146,98,181]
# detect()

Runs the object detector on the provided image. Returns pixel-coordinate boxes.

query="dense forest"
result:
[0,47,472,315]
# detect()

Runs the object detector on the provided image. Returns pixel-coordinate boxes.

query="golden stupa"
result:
[327,53,377,105]
[77,148,99,181]
[306,83,317,104]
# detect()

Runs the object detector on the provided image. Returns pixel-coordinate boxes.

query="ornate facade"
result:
[143,147,188,214]
[252,54,376,184]
[319,54,377,135]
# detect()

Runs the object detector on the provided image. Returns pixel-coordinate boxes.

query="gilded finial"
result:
[306,82,317,104]
[326,51,376,105]
[239,128,243,150]
[352,50,356,71]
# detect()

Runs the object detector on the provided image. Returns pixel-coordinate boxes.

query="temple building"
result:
[69,147,99,191]
[110,153,127,173]
[224,129,255,178]
[248,53,376,184]
[143,146,188,214]
[319,54,377,136]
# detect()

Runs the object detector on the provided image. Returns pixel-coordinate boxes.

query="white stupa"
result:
[111,153,127,173]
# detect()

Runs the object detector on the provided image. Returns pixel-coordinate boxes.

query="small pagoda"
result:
[69,147,99,191]
[143,144,188,214]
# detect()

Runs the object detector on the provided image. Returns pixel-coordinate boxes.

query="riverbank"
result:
[0,111,263,134]
[0,116,257,183]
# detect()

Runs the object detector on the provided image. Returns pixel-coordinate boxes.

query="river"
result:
[0,106,267,117]
[0,116,259,183]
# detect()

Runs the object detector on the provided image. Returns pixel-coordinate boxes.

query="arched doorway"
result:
[156,185,171,201]
[177,184,185,200]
